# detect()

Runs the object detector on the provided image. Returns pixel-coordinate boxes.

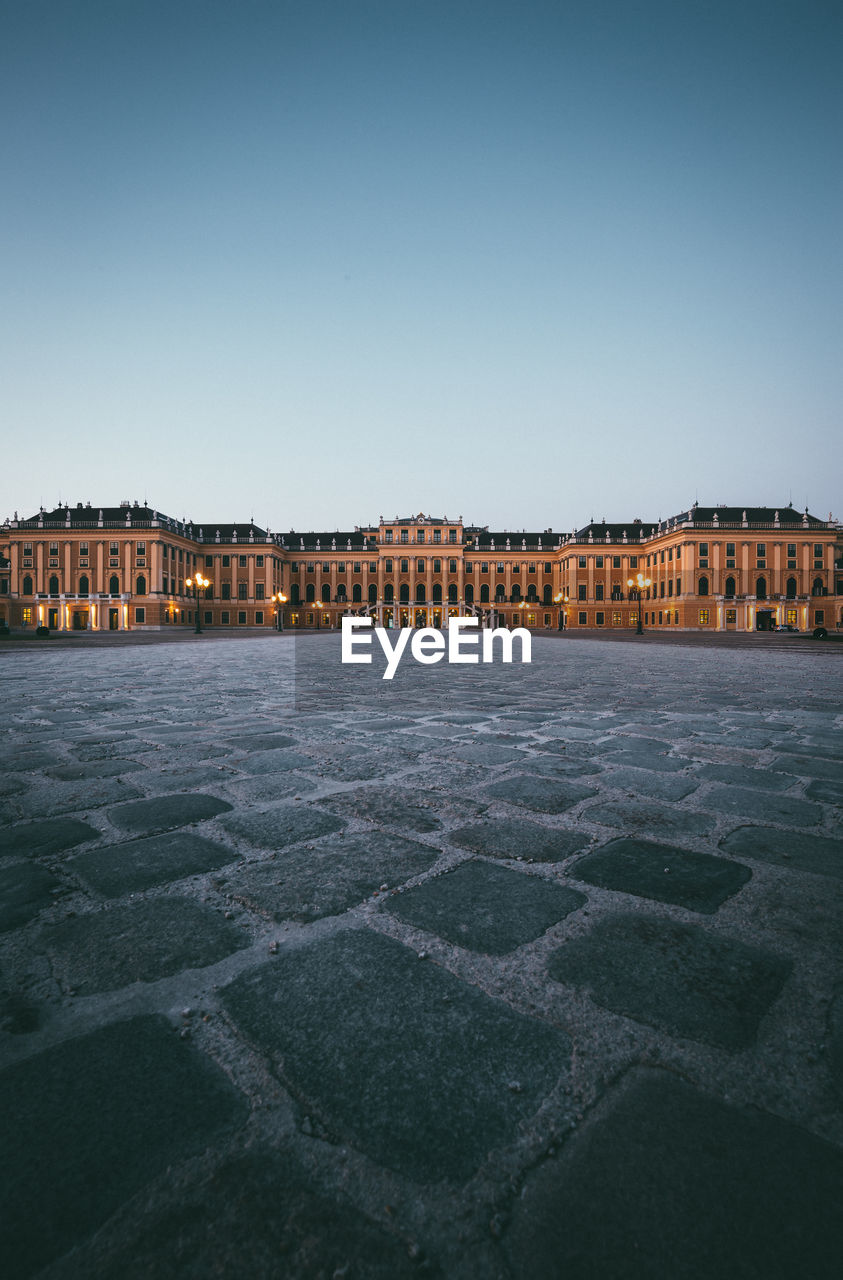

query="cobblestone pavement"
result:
[1,633,842,1279]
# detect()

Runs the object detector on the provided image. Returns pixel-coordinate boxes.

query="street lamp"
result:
[627,573,652,635]
[554,591,568,630]
[272,592,287,632]
[185,574,209,634]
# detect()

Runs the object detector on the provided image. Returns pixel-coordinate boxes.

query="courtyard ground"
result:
[1,631,842,1278]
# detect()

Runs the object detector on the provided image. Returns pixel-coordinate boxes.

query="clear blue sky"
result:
[2,0,841,532]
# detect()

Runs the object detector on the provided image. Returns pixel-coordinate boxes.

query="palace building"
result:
[1,501,841,635]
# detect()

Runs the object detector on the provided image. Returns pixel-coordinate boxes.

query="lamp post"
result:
[185,574,209,634]
[272,592,287,632]
[554,591,568,630]
[627,573,652,635]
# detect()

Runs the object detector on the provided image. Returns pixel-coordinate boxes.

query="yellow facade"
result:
[2,502,841,634]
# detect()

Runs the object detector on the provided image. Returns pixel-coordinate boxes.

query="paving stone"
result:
[805,778,843,806]
[502,1072,843,1280]
[108,792,233,834]
[236,748,314,774]
[0,775,29,798]
[220,775,320,806]
[72,740,160,761]
[602,766,699,801]
[584,798,716,838]
[41,899,250,993]
[547,913,790,1050]
[302,745,415,781]
[485,774,597,814]
[602,745,690,773]
[386,860,586,953]
[0,816,99,858]
[68,831,238,896]
[17,777,145,819]
[694,762,794,791]
[0,748,63,771]
[570,838,751,913]
[226,732,297,751]
[45,760,148,781]
[228,832,439,921]
[223,928,569,1182]
[133,764,240,793]
[449,819,590,862]
[450,742,530,767]
[0,861,60,932]
[828,988,843,1105]
[771,754,843,781]
[318,786,443,832]
[59,1148,428,1280]
[0,1015,247,1279]
[702,785,822,826]
[220,802,347,851]
[719,826,843,880]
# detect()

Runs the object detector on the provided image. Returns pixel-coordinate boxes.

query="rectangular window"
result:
[595,556,604,568]
[221,611,230,624]
[307,563,315,573]
[24,543,32,556]
[385,558,393,572]
[323,562,330,573]
[134,607,145,623]
[417,558,425,572]
[449,529,457,542]
[255,584,265,600]
[578,611,587,625]
[238,583,247,599]
[699,543,709,557]
[660,551,665,564]
[222,583,231,600]
[353,562,361,573]
[668,548,673,561]
[612,611,622,625]
[369,562,377,572]
[205,555,213,567]
[613,556,621,568]
[222,555,230,567]
[527,613,536,626]
[255,610,264,624]
[108,543,117,557]
[595,583,604,600]
[668,581,673,596]
[658,611,663,624]
[256,555,264,567]
[578,556,587,568]
[22,607,33,625]
[788,543,796,558]
[578,584,587,601]
[400,530,408,543]
[385,530,393,543]
[497,562,505,574]
[757,559,766,569]
[238,554,248,567]
[204,610,212,624]
[596,611,605,626]
[481,562,488,573]
[660,582,665,597]
[401,559,409,573]
[814,544,823,558]
[629,556,638,568]
[726,608,736,624]
[449,559,457,573]
[815,609,825,624]
[756,543,766,557]
[433,529,441,542]
[238,611,247,624]
[699,609,709,624]
[544,562,552,573]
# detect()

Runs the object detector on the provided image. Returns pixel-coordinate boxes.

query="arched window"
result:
[432,582,442,603]
[755,576,767,599]
[526,584,537,601]
[543,584,552,605]
[79,575,90,596]
[724,576,736,598]
[135,575,146,596]
[480,584,490,603]
[698,576,709,597]
[290,583,300,604]
[336,584,347,601]
[22,574,33,596]
[415,583,426,603]
[448,583,458,603]
[321,583,331,602]
[49,575,60,596]
[305,583,315,602]
[511,584,522,601]
[786,577,797,599]
[109,574,120,595]
[495,584,505,601]
[464,583,474,604]
[352,583,362,602]
[368,583,377,603]
[812,577,824,596]
[399,583,409,604]
[384,583,394,603]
